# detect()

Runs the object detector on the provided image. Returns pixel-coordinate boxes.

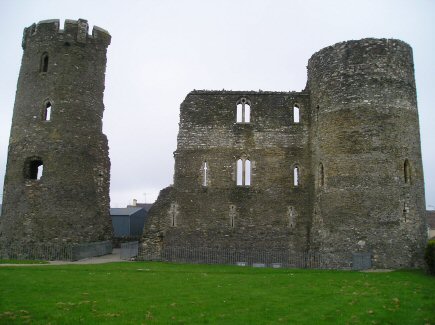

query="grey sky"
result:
[0,0,434,208]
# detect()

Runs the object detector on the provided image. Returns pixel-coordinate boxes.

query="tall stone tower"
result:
[0,19,112,244]
[308,39,427,268]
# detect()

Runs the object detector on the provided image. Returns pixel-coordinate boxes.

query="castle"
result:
[0,20,428,269]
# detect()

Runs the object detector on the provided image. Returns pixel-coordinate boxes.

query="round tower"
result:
[0,19,112,244]
[307,39,427,268]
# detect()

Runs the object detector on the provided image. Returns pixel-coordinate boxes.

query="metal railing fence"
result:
[120,241,139,260]
[136,245,356,270]
[0,241,112,261]
[1,240,370,270]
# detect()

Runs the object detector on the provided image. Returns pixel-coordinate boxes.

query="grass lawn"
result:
[0,262,434,324]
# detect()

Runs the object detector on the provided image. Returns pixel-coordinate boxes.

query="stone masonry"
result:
[0,19,113,244]
[143,38,428,269]
[0,21,427,268]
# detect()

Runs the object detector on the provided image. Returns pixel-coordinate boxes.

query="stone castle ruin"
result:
[143,39,428,269]
[0,19,112,248]
[0,20,428,268]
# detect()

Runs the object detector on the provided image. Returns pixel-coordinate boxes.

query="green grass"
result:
[0,259,48,264]
[0,262,434,324]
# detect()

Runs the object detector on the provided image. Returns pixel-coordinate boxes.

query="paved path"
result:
[50,248,125,265]
[0,248,126,266]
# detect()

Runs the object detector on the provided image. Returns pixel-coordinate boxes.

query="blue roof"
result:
[110,207,144,216]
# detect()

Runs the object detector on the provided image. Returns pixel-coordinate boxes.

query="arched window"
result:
[25,157,44,180]
[245,159,251,186]
[293,104,300,123]
[237,159,243,185]
[236,97,251,123]
[236,157,251,186]
[43,101,52,121]
[40,52,49,73]
[237,104,243,123]
[293,166,299,187]
[202,161,208,187]
[245,103,251,123]
[404,159,411,184]
[318,163,324,187]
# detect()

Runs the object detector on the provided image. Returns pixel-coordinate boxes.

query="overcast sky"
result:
[0,0,434,208]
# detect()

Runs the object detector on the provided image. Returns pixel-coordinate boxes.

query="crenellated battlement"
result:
[22,18,111,49]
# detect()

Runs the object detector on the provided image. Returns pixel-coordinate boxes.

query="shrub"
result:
[425,240,435,275]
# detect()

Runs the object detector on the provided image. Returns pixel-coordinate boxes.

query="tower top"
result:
[22,18,111,50]
[308,38,412,61]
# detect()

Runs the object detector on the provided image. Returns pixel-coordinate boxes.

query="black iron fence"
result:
[0,241,112,261]
[135,245,366,270]
[120,241,139,260]
[1,240,372,270]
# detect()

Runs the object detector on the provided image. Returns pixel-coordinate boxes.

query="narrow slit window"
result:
[43,101,52,121]
[319,163,324,187]
[203,161,208,187]
[294,166,299,187]
[170,203,177,227]
[404,159,411,184]
[229,205,236,228]
[40,52,49,73]
[293,105,300,123]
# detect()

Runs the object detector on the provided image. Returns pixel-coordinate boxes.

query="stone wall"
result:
[0,19,113,244]
[145,91,313,254]
[143,38,427,269]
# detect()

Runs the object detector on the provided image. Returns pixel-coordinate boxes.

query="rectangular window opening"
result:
[294,166,299,186]
[203,161,208,187]
[293,106,300,123]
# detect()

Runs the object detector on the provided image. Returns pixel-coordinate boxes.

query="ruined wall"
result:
[308,39,427,268]
[145,38,427,269]
[0,19,113,244]
[145,91,313,252]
